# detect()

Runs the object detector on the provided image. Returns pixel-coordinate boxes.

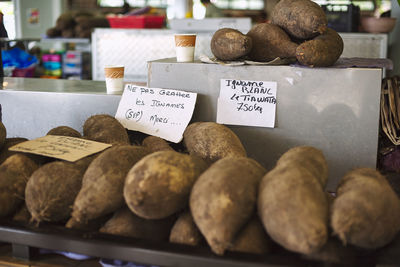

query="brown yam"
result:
[183,122,246,164]
[124,151,208,220]
[228,217,272,254]
[246,23,298,62]
[0,154,39,217]
[55,13,76,30]
[211,28,253,61]
[0,121,6,149]
[12,203,31,224]
[142,136,174,153]
[25,156,93,224]
[276,146,328,187]
[296,28,343,67]
[271,0,327,39]
[0,138,28,164]
[190,157,266,255]
[331,168,400,249]
[75,17,110,29]
[47,126,81,138]
[83,114,130,145]
[69,145,149,225]
[46,27,62,38]
[258,148,329,255]
[169,211,203,246]
[99,207,176,241]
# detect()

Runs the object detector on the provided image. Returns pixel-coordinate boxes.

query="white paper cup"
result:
[174,34,196,62]
[104,65,124,94]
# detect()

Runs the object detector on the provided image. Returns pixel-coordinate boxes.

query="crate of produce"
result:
[107,15,165,29]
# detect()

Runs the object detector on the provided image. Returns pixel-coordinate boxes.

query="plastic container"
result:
[107,15,165,29]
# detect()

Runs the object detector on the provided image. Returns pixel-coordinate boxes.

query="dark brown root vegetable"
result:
[276,146,328,187]
[99,207,176,241]
[296,28,343,67]
[12,203,31,224]
[46,27,62,37]
[211,28,253,61]
[0,154,39,217]
[271,0,327,39]
[246,23,298,62]
[0,138,28,165]
[47,126,82,138]
[190,157,266,255]
[55,13,76,30]
[142,136,174,153]
[69,145,149,225]
[258,148,329,255]
[0,121,5,149]
[169,211,203,246]
[331,168,400,249]
[65,214,111,231]
[25,156,93,224]
[228,217,272,254]
[83,114,130,145]
[124,151,208,219]
[183,122,246,164]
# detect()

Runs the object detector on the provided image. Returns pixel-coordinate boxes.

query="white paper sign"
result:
[217,79,277,128]
[115,84,197,143]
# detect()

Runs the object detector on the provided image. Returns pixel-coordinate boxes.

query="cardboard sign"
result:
[217,79,277,128]
[115,84,197,143]
[9,135,111,162]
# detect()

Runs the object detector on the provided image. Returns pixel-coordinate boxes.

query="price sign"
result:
[217,79,277,128]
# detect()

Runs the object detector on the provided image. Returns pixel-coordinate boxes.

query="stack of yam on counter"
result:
[1,112,400,265]
[46,11,110,39]
[211,0,343,67]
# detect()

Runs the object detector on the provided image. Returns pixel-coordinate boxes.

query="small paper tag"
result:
[115,84,197,143]
[217,79,277,128]
[9,135,112,162]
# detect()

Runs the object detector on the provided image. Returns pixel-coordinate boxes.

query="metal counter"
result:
[0,77,121,139]
[148,58,383,191]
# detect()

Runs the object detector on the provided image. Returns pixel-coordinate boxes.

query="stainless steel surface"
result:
[0,78,121,139]
[148,58,382,191]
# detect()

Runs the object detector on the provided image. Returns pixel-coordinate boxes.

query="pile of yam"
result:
[210,0,343,67]
[1,116,400,266]
[46,11,109,39]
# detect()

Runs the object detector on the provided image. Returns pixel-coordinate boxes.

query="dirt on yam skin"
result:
[46,126,82,138]
[331,168,400,249]
[25,156,93,224]
[99,207,176,242]
[183,122,246,164]
[211,28,253,61]
[124,150,209,220]
[271,0,328,40]
[142,136,174,153]
[0,154,39,217]
[83,114,130,145]
[296,28,344,67]
[190,156,266,255]
[68,145,150,226]
[169,211,203,246]
[246,23,298,62]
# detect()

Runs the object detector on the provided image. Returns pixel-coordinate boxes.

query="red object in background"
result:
[107,15,165,29]
[12,66,35,77]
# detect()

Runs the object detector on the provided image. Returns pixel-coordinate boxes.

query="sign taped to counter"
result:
[115,84,197,143]
[9,135,112,162]
[217,79,277,128]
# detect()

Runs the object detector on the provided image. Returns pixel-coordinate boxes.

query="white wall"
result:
[389,0,400,75]
[14,0,67,38]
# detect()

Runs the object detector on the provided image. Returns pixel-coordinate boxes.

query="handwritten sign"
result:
[217,79,277,128]
[9,135,112,162]
[115,84,197,143]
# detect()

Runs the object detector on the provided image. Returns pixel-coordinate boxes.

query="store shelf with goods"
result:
[0,220,380,267]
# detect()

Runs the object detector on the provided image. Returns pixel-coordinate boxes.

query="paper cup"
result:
[174,34,196,62]
[104,65,124,94]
